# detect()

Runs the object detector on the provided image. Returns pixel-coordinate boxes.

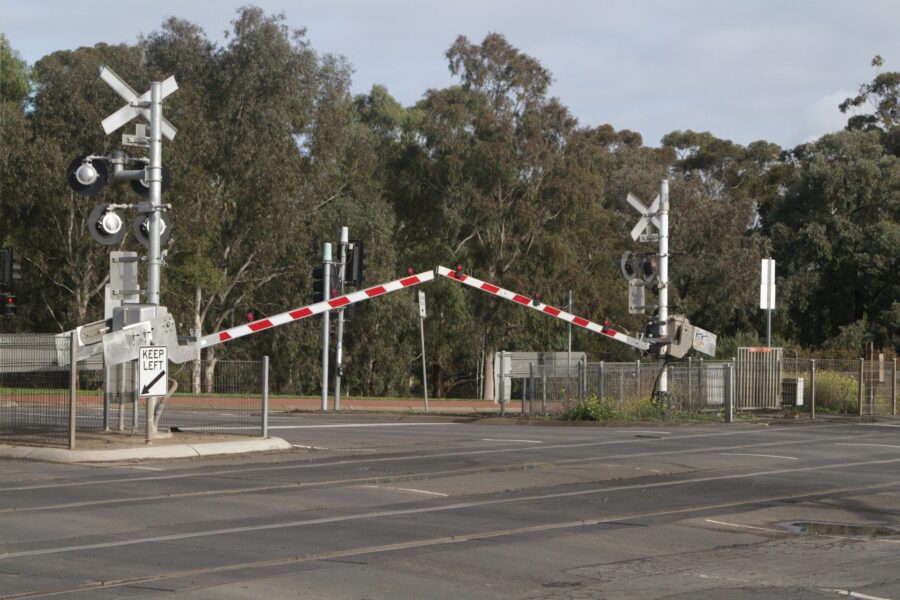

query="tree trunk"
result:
[483,349,495,402]
[191,287,202,394]
[203,352,217,393]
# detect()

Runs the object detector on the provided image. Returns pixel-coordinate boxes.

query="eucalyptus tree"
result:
[765,129,900,350]
[4,42,145,330]
[393,34,624,398]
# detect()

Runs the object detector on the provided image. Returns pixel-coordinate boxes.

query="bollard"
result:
[262,355,269,438]
[857,358,864,417]
[724,362,734,423]
[810,359,816,421]
[69,331,77,450]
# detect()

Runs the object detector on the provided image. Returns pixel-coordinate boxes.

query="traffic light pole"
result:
[334,227,348,410]
[658,179,670,396]
[320,243,332,411]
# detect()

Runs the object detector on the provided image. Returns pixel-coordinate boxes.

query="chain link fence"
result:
[516,357,897,419]
[0,333,268,447]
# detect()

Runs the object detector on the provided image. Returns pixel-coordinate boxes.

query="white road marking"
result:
[482,438,542,444]
[629,430,672,435]
[3,458,900,560]
[838,443,900,449]
[720,453,799,460]
[129,466,164,471]
[362,485,448,497]
[861,423,900,428]
[270,423,460,429]
[825,589,897,600]
[704,519,784,533]
[0,425,868,492]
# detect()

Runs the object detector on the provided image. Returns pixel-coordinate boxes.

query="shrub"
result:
[814,371,858,414]
[565,396,662,421]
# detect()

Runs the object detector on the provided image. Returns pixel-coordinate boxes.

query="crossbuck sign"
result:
[627,192,660,242]
[99,66,178,139]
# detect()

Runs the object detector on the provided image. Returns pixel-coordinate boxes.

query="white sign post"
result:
[760,258,776,347]
[417,291,428,413]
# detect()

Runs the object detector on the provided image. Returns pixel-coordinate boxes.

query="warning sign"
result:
[139,346,168,397]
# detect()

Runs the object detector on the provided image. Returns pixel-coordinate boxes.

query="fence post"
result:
[69,331,77,450]
[724,362,734,423]
[599,361,605,399]
[541,365,547,416]
[578,360,585,401]
[858,358,864,417]
[261,355,269,439]
[529,362,534,417]
[521,376,526,416]
[687,357,693,412]
[699,358,704,408]
[810,359,816,421]
[892,358,897,416]
[499,351,506,417]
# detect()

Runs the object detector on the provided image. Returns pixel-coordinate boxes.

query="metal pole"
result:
[567,289,572,367]
[521,376,526,415]
[567,290,573,400]
[321,243,332,411]
[724,362,734,423]
[529,362,534,416]
[145,396,155,443]
[420,314,429,413]
[499,351,505,416]
[810,358,816,421]
[857,358,864,417]
[766,259,773,347]
[334,227,348,411]
[102,364,111,432]
[658,178,669,395]
[541,365,547,416]
[69,331,77,450]
[687,356,693,412]
[892,358,897,416]
[262,355,269,438]
[131,361,138,432]
[147,81,163,306]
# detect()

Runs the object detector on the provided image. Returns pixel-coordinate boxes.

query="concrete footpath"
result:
[0,435,291,463]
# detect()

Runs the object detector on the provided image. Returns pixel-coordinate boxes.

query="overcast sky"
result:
[4,0,899,148]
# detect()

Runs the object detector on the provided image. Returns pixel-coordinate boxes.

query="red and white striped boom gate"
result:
[199,270,435,350]
[436,266,650,352]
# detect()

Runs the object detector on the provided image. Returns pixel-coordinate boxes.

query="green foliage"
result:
[0,34,29,106]
[1,23,897,398]
[814,371,859,414]
[564,395,661,421]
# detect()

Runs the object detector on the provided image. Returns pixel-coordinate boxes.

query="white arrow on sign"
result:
[627,193,661,241]
[99,66,178,140]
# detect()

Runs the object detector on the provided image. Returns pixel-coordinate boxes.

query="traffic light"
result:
[312,265,326,303]
[2,293,16,316]
[619,251,657,284]
[347,240,367,286]
[3,249,18,289]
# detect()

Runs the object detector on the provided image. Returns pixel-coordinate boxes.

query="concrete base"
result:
[0,436,292,463]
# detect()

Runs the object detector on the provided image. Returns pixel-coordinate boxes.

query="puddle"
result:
[782,521,900,538]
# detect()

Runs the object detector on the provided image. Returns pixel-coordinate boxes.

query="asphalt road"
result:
[1,415,900,599]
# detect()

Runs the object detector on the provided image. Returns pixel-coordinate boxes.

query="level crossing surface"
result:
[1,417,899,599]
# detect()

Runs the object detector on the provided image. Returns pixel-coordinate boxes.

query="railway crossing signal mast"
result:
[624,180,717,398]
[59,73,714,398]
